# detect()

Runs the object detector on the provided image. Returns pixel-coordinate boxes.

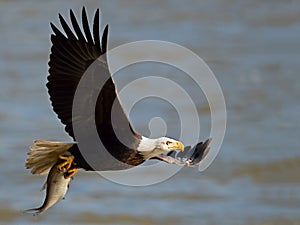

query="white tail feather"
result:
[25,140,74,175]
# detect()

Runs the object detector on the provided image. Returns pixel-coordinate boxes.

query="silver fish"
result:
[24,163,71,216]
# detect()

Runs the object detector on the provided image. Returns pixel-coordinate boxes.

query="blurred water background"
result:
[0,0,300,224]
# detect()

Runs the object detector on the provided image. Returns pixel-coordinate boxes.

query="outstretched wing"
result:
[153,138,211,167]
[47,7,138,141]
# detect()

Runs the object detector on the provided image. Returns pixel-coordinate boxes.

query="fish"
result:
[24,161,71,216]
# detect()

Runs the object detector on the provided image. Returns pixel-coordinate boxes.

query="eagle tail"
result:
[25,140,74,175]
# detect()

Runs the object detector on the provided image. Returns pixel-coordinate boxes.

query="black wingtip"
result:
[58,13,77,40]
[203,138,212,147]
[82,5,86,13]
[191,138,211,164]
[70,9,85,42]
[101,24,109,53]
[50,22,55,31]
[93,8,101,50]
[82,6,93,44]
[50,22,65,38]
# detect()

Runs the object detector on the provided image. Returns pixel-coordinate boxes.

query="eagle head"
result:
[137,136,184,160]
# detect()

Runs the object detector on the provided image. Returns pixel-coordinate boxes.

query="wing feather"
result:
[47,8,120,139]
[47,8,142,171]
[47,7,138,144]
[81,7,94,44]
[70,9,86,42]
[93,9,101,52]
[101,25,108,54]
[58,14,77,40]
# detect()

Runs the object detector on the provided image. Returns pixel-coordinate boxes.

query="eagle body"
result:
[69,140,145,172]
[26,7,210,177]
[24,7,212,216]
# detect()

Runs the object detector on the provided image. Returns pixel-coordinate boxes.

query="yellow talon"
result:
[64,168,78,179]
[56,154,78,179]
[57,154,74,172]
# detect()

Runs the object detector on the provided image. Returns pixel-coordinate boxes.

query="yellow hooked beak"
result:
[174,141,185,151]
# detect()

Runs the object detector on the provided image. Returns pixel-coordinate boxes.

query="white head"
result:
[137,136,184,160]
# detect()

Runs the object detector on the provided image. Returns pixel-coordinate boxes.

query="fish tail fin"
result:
[23,208,42,216]
[25,140,75,175]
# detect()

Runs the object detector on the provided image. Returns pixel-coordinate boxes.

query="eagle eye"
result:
[166,141,172,145]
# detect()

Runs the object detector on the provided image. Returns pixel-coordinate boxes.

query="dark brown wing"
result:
[47,7,140,145]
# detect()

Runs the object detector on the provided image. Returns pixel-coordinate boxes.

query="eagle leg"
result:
[64,167,78,179]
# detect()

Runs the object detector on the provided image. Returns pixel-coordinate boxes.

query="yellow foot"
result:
[57,154,78,179]
[64,168,78,179]
[57,154,75,172]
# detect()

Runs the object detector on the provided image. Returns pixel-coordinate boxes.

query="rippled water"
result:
[1,0,300,224]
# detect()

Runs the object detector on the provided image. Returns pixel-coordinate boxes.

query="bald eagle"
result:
[25,7,211,179]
